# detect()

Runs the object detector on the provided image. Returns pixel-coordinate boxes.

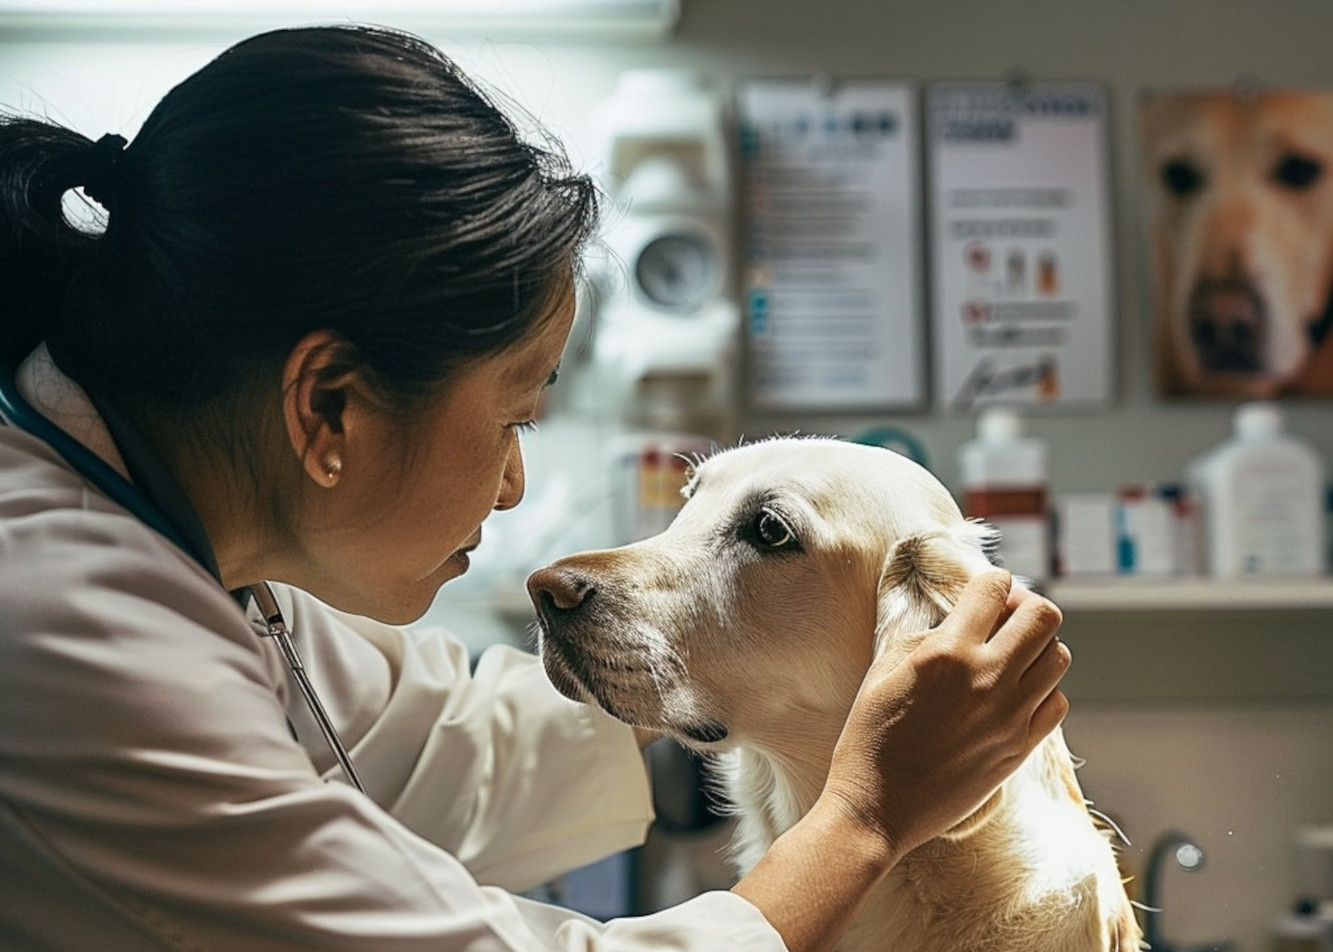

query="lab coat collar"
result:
[17,343,130,478]
[16,343,224,585]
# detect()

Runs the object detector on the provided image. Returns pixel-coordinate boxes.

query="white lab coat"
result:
[0,352,784,951]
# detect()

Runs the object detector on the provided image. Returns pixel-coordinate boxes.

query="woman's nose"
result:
[494,439,526,511]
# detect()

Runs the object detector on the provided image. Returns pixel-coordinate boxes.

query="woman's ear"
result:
[282,330,358,489]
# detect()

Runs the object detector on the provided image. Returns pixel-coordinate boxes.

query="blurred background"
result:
[4,2,1332,949]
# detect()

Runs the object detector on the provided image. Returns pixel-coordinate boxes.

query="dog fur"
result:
[1141,90,1333,397]
[528,437,1141,952]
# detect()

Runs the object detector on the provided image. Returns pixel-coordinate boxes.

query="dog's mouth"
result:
[538,631,595,703]
[533,604,729,746]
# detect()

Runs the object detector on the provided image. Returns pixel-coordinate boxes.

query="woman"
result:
[0,25,1070,951]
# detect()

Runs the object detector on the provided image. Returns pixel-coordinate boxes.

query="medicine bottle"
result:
[958,406,1051,582]
[1186,402,1326,577]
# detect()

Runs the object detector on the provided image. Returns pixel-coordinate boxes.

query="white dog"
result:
[528,437,1141,952]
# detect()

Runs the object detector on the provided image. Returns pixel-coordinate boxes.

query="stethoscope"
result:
[0,367,366,794]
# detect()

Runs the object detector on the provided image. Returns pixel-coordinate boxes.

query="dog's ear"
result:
[872,520,996,659]
[873,519,1007,842]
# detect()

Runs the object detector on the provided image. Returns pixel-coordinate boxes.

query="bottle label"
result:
[1229,466,1322,574]
[964,488,1048,518]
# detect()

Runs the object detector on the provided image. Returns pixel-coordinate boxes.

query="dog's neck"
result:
[719,745,826,874]
[717,730,1132,952]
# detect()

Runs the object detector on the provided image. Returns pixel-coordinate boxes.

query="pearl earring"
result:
[323,454,343,484]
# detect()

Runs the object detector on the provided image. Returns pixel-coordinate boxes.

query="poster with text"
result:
[1141,88,1333,398]
[739,80,924,411]
[928,81,1115,409]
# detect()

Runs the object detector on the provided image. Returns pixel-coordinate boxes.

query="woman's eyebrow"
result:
[545,361,561,388]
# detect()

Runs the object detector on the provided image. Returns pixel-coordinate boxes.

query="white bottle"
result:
[1187,402,1326,577]
[958,407,1051,582]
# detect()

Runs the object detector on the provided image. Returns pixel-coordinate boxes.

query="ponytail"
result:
[0,118,104,367]
[2,26,600,423]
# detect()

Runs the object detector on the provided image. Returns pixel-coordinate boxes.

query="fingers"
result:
[1028,687,1070,743]
[939,570,1013,644]
[989,592,1071,748]
[988,589,1064,672]
[1015,628,1071,752]
[1004,581,1041,613]
[1019,633,1071,696]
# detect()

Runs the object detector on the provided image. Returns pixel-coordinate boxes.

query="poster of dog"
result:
[1140,89,1333,398]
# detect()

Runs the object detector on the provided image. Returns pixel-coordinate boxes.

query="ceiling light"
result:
[0,0,682,40]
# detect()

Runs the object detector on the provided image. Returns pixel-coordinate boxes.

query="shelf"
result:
[484,574,1333,617]
[1044,577,1333,612]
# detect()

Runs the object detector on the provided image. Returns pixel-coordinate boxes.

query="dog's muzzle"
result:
[527,566,601,699]
[1187,275,1266,373]
[526,565,729,746]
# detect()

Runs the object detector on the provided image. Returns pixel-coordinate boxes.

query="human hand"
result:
[819,570,1070,858]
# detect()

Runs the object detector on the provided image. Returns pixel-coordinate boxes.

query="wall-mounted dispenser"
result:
[589,69,739,440]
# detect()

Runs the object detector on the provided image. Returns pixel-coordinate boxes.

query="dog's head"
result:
[1141,91,1333,395]
[527,437,996,756]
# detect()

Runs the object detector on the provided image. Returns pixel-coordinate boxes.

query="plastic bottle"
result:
[958,406,1051,582]
[1186,402,1327,577]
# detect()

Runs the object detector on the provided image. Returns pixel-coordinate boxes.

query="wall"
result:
[4,3,1332,949]
[5,4,1331,477]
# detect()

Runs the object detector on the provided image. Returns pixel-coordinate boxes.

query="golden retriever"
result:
[1141,90,1333,397]
[527,437,1141,952]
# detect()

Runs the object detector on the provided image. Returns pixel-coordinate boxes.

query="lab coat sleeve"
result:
[0,484,789,952]
[272,585,656,891]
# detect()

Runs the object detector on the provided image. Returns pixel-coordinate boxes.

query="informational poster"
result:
[927,81,1114,409]
[738,80,924,410]
[1140,88,1333,398]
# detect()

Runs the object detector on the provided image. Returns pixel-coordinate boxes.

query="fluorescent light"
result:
[0,0,681,40]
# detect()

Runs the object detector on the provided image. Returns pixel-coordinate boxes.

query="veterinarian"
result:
[0,25,1072,952]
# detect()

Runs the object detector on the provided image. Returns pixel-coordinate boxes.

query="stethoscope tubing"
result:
[252,581,366,794]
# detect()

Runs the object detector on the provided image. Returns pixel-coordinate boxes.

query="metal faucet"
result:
[1141,830,1232,952]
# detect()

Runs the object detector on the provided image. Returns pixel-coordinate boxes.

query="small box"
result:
[1054,493,1116,577]
[1116,486,1174,577]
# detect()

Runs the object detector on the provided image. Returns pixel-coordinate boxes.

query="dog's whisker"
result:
[1087,805,1132,848]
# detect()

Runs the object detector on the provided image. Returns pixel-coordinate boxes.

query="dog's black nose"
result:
[1188,276,1266,373]
[527,566,596,615]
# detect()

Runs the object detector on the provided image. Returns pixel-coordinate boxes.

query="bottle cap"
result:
[1234,402,1283,439]
[978,406,1023,443]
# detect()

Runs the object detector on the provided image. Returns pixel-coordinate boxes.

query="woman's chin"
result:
[314,552,473,626]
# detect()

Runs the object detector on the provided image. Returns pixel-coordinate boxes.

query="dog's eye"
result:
[753,508,798,550]
[1272,152,1323,191]
[1161,158,1205,197]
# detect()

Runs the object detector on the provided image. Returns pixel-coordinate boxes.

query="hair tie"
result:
[83,133,128,209]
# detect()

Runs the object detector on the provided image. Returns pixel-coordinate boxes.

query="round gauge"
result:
[633,231,718,313]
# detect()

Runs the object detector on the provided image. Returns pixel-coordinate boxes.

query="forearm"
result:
[731,796,899,952]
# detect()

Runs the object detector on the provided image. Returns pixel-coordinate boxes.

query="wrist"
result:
[731,794,901,952]
[805,789,901,879]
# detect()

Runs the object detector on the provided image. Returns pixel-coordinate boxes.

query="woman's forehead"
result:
[500,291,576,385]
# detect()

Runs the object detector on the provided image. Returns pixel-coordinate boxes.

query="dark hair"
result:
[0,25,598,415]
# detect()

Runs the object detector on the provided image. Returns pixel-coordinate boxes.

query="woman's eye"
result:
[753,508,797,549]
